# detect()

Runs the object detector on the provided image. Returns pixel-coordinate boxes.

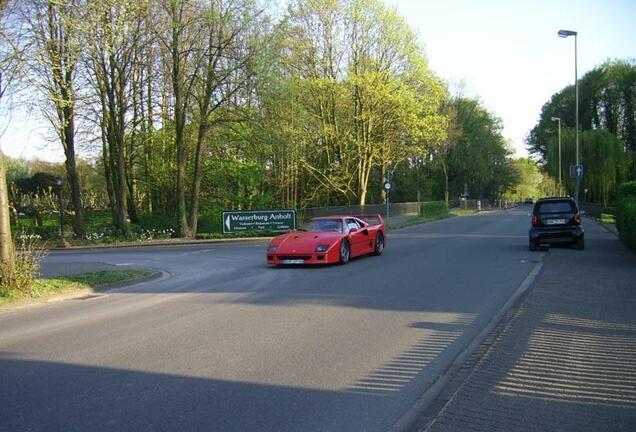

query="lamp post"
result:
[558,29,579,205]
[55,177,65,247]
[551,116,562,194]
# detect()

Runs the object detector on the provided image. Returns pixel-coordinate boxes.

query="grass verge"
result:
[449,208,479,217]
[0,269,155,305]
[388,208,479,230]
[600,213,616,224]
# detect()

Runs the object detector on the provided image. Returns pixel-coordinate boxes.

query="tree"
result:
[527,59,636,183]
[23,0,86,238]
[0,0,23,265]
[502,158,542,202]
[187,0,267,237]
[277,0,446,206]
[83,0,149,235]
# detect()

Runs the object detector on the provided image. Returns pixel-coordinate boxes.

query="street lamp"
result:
[551,116,562,194]
[55,177,65,247]
[558,29,579,205]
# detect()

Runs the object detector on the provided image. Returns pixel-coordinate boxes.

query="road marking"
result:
[181,249,216,255]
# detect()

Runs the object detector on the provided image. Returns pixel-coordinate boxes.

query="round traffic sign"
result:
[384,182,392,190]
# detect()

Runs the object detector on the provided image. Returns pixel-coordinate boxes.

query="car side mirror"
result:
[349,227,358,234]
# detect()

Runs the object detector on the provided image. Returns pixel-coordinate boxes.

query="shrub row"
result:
[420,201,448,218]
[616,181,636,251]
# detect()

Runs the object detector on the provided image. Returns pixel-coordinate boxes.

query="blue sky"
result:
[1,0,634,161]
[385,0,636,157]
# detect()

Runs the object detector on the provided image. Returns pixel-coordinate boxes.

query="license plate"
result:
[546,219,566,225]
[282,259,304,264]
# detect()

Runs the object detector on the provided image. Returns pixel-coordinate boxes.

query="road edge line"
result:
[389,257,545,432]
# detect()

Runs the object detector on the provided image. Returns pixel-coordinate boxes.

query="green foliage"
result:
[544,128,629,204]
[420,201,448,218]
[527,59,636,190]
[502,159,543,202]
[616,181,636,251]
[444,98,519,201]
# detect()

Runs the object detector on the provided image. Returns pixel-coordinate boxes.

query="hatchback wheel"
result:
[529,238,539,251]
[573,237,585,250]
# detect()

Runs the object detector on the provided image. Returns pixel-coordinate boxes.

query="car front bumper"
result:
[267,250,339,265]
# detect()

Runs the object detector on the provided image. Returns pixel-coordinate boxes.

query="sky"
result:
[1,0,635,162]
[384,0,636,157]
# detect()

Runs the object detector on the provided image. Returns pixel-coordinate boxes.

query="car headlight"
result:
[315,244,329,252]
[268,244,278,252]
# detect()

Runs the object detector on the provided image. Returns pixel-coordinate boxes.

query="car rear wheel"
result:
[529,238,539,251]
[573,237,585,250]
[339,239,350,264]
[373,233,384,256]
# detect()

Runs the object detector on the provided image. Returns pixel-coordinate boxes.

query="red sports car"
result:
[266,215,386,265]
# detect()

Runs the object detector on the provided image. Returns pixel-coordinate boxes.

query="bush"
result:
[616,181,636,251]
[197,207,223,233]
[0,234,47,299]
[420,201,448,218]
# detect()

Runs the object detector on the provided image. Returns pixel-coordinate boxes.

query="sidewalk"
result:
[422,220,636,432]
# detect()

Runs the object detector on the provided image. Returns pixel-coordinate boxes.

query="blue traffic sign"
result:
[569,164,584,178]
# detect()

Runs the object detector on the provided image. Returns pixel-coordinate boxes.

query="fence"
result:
[298,199,490,223]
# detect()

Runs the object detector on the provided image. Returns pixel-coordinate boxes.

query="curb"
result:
[389,255,545,432]
[48,237,273,252]
[0,270,167,312]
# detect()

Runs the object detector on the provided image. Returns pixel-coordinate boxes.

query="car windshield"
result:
[300,219,343,233]
[537,201,576,214]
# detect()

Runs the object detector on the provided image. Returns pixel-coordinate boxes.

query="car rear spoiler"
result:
[353,214,384,227]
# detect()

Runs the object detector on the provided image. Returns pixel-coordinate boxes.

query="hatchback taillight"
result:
[575,213,581,224]
[531,214,538,226]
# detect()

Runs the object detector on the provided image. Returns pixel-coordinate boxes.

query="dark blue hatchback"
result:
[529,197,584,250]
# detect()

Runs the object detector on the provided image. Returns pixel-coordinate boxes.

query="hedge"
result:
[420,201,448,218]
[616,181,636,251]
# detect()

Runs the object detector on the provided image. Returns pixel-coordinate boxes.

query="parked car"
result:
[266,215,385,265]
[529,196,584,250]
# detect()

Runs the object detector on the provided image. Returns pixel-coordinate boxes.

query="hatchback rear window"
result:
[536,201,576,214]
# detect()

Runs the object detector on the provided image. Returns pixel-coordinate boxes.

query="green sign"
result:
[222,209,296,233]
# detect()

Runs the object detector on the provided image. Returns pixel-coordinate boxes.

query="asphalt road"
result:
[1,207,546,432]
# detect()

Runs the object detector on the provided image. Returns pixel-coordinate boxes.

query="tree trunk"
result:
[442,159,449,207]
[63,110,85,239]
[188,122,208,238]
[0,149,14,265]
[172,5,191,239]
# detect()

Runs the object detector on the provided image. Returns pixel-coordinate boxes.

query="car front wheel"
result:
[339,239,350,264]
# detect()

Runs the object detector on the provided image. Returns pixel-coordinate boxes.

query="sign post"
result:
[384,169,393,221]
[222,209,296,234]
